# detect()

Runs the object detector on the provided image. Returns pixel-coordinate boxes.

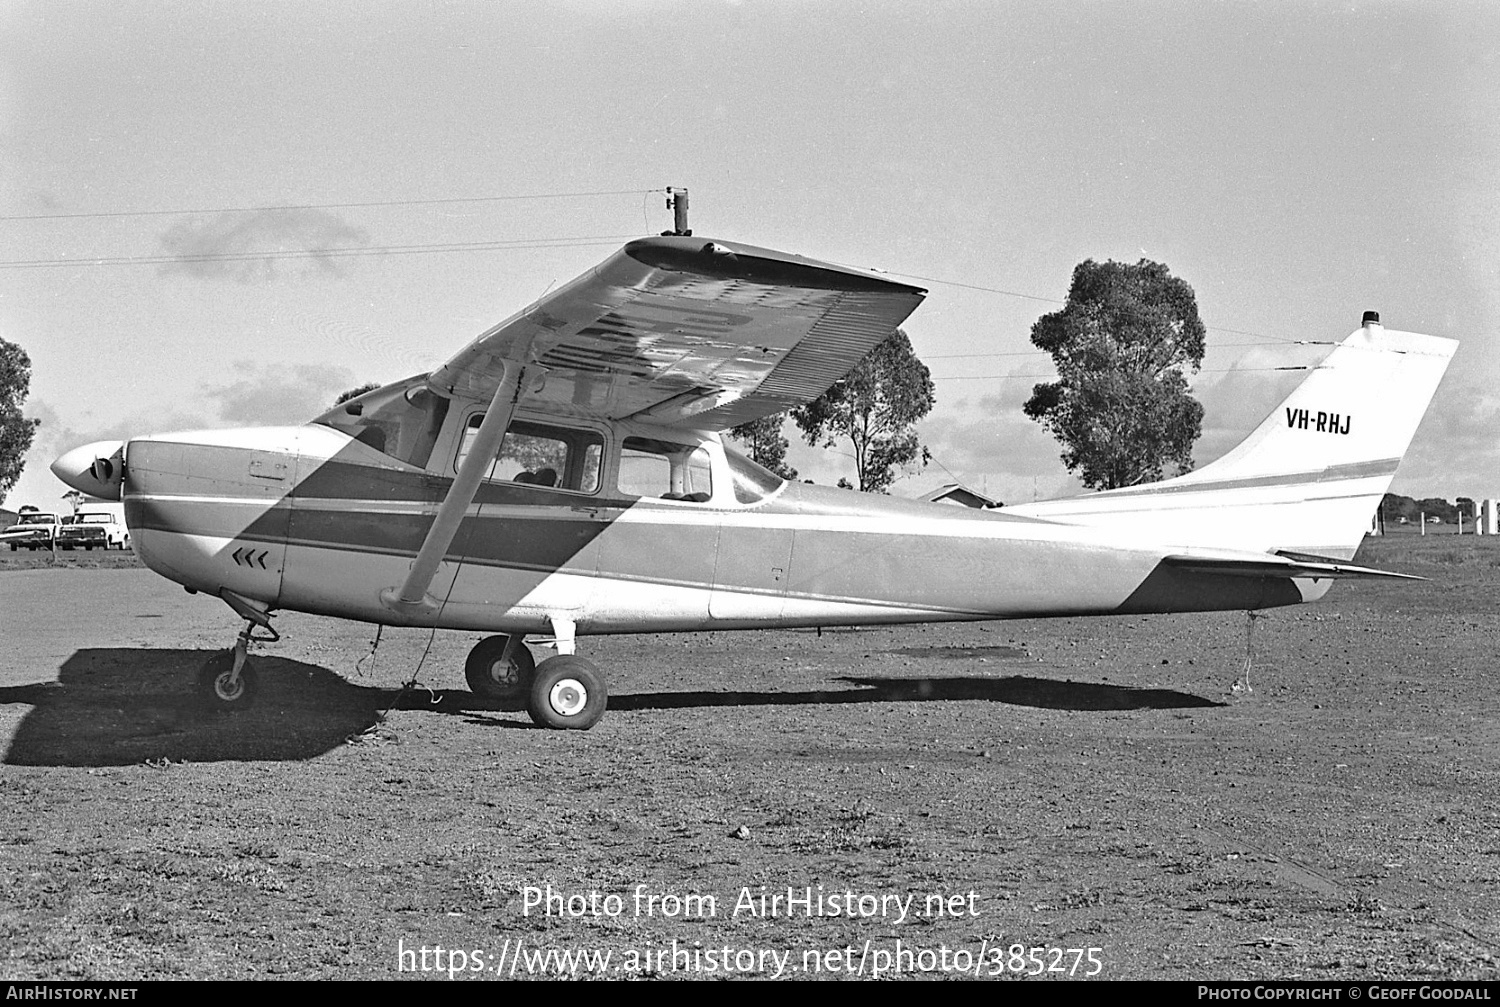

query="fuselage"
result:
[103,419,1310,638]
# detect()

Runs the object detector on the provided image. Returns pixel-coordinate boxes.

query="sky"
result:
[2,0,1497,511]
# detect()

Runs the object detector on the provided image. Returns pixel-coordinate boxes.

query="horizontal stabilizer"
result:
[1162,553,1423,581]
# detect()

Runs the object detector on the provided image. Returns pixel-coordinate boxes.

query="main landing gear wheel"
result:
[527,655,606,731]
[464,634,536,701]
[197,649,259,711]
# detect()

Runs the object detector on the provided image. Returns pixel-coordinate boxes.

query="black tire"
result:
[527,655,606,730]
[197,650,259,711]
[464,635,536,700]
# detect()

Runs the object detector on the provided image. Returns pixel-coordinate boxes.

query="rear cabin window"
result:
[618,437,714,502]
[455,416,603,493]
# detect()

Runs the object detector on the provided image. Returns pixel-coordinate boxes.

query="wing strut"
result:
[380,363,530,618]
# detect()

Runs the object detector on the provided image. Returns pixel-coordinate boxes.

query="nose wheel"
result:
[198,610,278,712]
[198,630,260,711]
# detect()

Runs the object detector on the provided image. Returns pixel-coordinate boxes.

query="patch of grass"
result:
[1061,886,1106,908]
[212,861,287,892]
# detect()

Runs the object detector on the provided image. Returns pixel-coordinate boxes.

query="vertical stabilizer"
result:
[1011,314,1458,559]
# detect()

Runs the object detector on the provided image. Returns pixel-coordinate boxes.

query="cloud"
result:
[157,208,369,282]
[1184,342,1331,465]
[921,396,1062,476]
[3,398,218,510]
[1388,376,1500,498]
[6,361,368,507]
[202,361,357,426]
[914,397,1084,504]
[25,399,212,460]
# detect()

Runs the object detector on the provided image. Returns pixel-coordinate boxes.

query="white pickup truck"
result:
[55,507,131,550]
[1,511,62,551]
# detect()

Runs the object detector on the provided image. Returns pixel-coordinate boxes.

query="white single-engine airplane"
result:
[53,235,1456,730]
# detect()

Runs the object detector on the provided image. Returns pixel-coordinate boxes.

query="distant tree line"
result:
[1381,494,1477,525]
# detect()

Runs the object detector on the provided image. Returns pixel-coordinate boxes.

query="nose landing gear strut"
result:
[198,591,280,711]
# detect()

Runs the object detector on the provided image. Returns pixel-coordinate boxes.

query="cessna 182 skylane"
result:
[52,235,1456,730]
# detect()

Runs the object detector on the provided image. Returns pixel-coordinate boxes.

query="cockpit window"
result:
[723,444,787,505]
[455,416,603,493]
[619,437,714,502]
[314,376,450,470]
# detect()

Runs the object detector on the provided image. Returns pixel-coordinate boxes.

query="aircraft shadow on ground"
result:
[0,648,413,767]
[609,675,1224,714]
[0,649,1221,767]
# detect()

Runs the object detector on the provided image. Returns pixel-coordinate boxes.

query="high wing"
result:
[427,236,927,429]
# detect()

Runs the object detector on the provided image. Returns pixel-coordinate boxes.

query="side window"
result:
[619,437,714,502]
[455,417,603,493]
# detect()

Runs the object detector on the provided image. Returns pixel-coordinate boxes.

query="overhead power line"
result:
[0,196,1335,353]
[932,364,1324,381]
[3,188,1305,351]
[887,271,1064,305]
[0,234,641,270]
[878,268,1303,345]
[922,340,1298,361]
[0,187,664,222]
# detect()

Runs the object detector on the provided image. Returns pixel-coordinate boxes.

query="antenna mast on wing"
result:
[663,187,690,236]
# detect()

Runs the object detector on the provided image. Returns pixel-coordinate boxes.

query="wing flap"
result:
[427,237,925,428]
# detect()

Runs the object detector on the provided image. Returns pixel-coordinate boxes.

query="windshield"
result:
[313,376,451,469]
[19,514,56,525]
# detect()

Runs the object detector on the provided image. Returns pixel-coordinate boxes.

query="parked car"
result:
[1,511,62,550]
[55,508,130,550]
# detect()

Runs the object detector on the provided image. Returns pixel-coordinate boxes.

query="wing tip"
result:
[624,235,927,296]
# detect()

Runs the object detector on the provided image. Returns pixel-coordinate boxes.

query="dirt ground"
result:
[1,533,1497,981]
